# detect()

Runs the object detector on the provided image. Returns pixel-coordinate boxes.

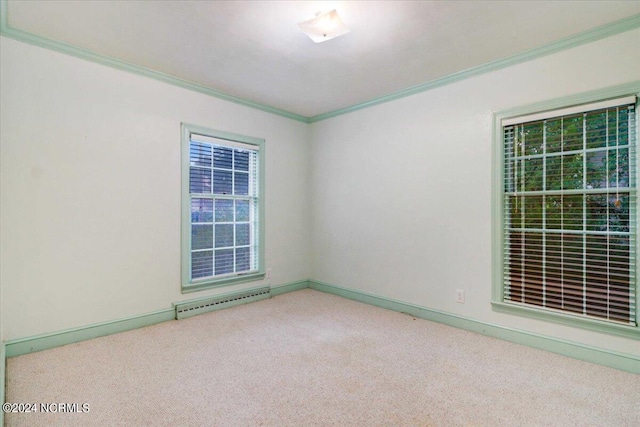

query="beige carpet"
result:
[5,289,640,426]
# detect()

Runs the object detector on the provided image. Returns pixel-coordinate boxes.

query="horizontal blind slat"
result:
[502,101,636,325]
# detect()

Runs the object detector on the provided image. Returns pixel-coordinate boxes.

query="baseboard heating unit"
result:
[174,286,271,320]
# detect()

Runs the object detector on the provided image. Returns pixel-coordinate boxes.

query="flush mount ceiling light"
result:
[298,9,350,43]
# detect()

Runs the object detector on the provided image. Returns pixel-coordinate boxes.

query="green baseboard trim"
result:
[1,342,5,426]
[4,308,175,358]
[308,280,640,374]
[4,280,312,359]
[4,279,637,374]
[271,280,311,296]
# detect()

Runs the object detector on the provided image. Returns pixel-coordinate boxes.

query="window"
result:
[181,124,264,292]
[493,89,639,336]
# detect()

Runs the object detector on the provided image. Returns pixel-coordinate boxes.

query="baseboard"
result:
[4,309,175,358]
[309,280,640,374]
[4,279,637,374]
[1,342,5,427]
[271,280,311,296]
[3,279,311,359]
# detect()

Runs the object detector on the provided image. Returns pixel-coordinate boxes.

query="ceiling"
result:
[5,1,640,119]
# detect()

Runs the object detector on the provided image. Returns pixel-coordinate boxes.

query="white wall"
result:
[309,28,640,355]
[2,27,640,357]
[0,37,311,340]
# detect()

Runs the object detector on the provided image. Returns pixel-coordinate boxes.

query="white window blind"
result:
[188,134,260,282]
[502,98,637,325]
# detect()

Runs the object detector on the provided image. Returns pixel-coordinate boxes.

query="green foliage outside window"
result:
[505,105,634,324]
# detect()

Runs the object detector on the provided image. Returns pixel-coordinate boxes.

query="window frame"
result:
[492,83,640,339]
[181,123,265,293]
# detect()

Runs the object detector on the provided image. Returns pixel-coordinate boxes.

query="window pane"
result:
[213,147,233,169]
[215,198,233,222]
[236,223,250,246]
[561,233,585,316]
[609,235,631,302]
[508,196,523,229]
[562,232,584,270]
[504,156,515,193]
[236,200,250,222]
[215,249,234,275]
[563,195,583,230]
[191,224,213,250]
[545,233,563,310]
[234,171,249,195]
[609,194,630,233]
[546,119,562,153]
[562,153,583,190]
[614,108,629,146]
[215,224,234,248]
[192,250,213,279]
[523,196,542,229]
[585,110,607,149]
[585,193,630,233]
[586,151,606,189]
[562,114,583,151]
[524,158,543,191]
[586,234,630,322]
[522,232,543,305]
[546,155,562,191]
[234,150,249,171]
[213,169,232,194]
[586,194,607,232]
[608,148,629,189]
[507,232,524,302]
[523,122,543,156]
[235,247,251,272]
[514,127,524,158]
[190,167,211,193]
[191,198,213,223]
[190,142,212,167]
[546,195,562,229]
[513,159,524,192]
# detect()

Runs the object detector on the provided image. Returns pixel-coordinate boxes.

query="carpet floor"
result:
[5,289,640,426]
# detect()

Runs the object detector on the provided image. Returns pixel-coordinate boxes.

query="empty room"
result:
[1,1,639,426]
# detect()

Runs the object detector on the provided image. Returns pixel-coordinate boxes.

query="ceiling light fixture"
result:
[298,9,350,43]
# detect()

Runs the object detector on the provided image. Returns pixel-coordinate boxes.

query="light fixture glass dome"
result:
[298,9,350,43]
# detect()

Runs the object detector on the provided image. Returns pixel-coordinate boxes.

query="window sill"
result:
[491,301,639,340]
[182,272,266,294]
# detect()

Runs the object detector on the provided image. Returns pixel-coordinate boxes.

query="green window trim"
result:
[492,82,640,339]
[181,123,265,293]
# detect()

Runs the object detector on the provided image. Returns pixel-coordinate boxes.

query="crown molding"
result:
[0,0,310,123]
[1,1,639,124]
[308,13,640,123]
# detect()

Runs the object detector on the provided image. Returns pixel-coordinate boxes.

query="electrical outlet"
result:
[266,268,272,279]
[456,289,465,304]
